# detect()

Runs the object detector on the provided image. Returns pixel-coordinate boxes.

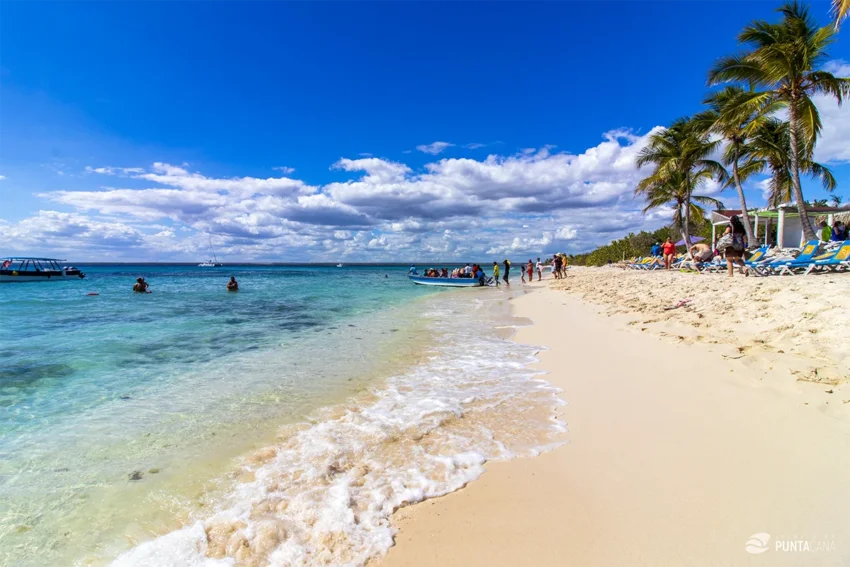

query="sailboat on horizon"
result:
[198,234,223,267]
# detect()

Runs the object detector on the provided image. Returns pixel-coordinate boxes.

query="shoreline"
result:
[105,285,563,566]
[380,276,850,567]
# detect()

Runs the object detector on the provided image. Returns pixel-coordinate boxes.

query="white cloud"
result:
[273,166,295,174]
[0,211,145,256]
[84,166,145,175]
[13,126,682,261]
[0,175,5,181]
[416,141,454,155]
[784,60,850,165]
[556,226,577,240]
[811,91,850,163]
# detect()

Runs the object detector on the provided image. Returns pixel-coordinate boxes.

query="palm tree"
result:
[833,0,849,29]
[831,194,844,207]
[636,170,723,239]
[635,117,726,248]
[738,118,835,208]
[695,86,781,245]
[708,1,850,242]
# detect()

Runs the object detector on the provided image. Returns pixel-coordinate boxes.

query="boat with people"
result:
[407,265,490,287]
[408,275,486,287]
[0,257,85,282]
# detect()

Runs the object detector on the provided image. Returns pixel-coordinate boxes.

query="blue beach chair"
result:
[742,245,772,275]
[801,241,850,275]
[760,240,821,276]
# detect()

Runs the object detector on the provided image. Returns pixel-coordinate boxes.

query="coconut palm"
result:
[695,86,781,244]
[635,117,727,248]
[738,117,835,208]
[708,1,850,241]
[831,194,844,207]
[833,0,849,29]
[636,170,723,238]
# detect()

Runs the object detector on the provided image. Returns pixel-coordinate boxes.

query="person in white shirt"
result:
[535,258,543,281]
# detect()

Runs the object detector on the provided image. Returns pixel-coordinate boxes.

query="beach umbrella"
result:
[675,236,705,247]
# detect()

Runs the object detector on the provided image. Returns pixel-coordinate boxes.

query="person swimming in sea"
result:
[133,277,151,293]
[226,276,238,291]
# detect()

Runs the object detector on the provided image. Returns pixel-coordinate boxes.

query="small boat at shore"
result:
[408,275,485,287]
[0,257,85,282]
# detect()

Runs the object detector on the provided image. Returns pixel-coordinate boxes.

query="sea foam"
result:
[111,294,565,567]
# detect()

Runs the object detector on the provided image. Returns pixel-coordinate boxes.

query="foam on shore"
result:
[110,292,565,567]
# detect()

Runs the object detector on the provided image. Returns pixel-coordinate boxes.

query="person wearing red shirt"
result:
[662,237,676,270]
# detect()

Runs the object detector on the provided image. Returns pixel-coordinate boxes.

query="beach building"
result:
[710,203,850,248]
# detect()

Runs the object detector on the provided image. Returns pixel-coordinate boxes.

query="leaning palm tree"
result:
[636,117,727,248]
[636,170,723,239]
[694,86,781,244]
[708,1,850,242]
[832,0,849,29]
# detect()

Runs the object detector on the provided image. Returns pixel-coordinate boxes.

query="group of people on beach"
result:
[417,255,570,287]
[650,216,751,276]
[133,276,239,292]
[819,220,847,242]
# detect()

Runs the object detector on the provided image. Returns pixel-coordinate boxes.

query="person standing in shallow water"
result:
[503,259,510,286]
[133,277,150,293]
[492,261,500,286]
[227,276,239,291]
[536,257,543,281]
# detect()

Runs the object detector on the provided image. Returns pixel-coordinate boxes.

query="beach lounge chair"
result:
[629,257,653,270]
[800,240,850,275]
[698,257,725,273]
[759,240,821,276]
[742,245,772,276]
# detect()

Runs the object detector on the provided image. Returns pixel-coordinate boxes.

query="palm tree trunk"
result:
[788,101,817,242]
[731,147,755,246]
[682,180,692,257]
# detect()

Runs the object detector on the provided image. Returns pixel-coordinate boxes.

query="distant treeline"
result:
[566,223,714,267]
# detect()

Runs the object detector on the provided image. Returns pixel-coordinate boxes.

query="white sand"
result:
[379,272,850,567]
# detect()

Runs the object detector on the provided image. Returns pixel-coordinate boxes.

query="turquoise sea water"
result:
[0,265,563,566]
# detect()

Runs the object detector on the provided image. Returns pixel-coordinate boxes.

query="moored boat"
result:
[198,234,223,267]
[408,275,485,287]
[0,257,86,282]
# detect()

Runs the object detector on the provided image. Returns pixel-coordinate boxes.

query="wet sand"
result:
[380,274,850,567]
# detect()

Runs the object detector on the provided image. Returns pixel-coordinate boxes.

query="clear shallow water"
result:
[0,265,564,566]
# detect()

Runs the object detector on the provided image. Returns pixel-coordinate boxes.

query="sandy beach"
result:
[380,269,850,567]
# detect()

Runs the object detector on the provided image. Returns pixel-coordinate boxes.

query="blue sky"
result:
[1,1,847,261]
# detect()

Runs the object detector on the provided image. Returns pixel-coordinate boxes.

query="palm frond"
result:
[833,0,850,30]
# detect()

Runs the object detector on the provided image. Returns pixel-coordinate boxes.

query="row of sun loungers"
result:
[625,240,850,276]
